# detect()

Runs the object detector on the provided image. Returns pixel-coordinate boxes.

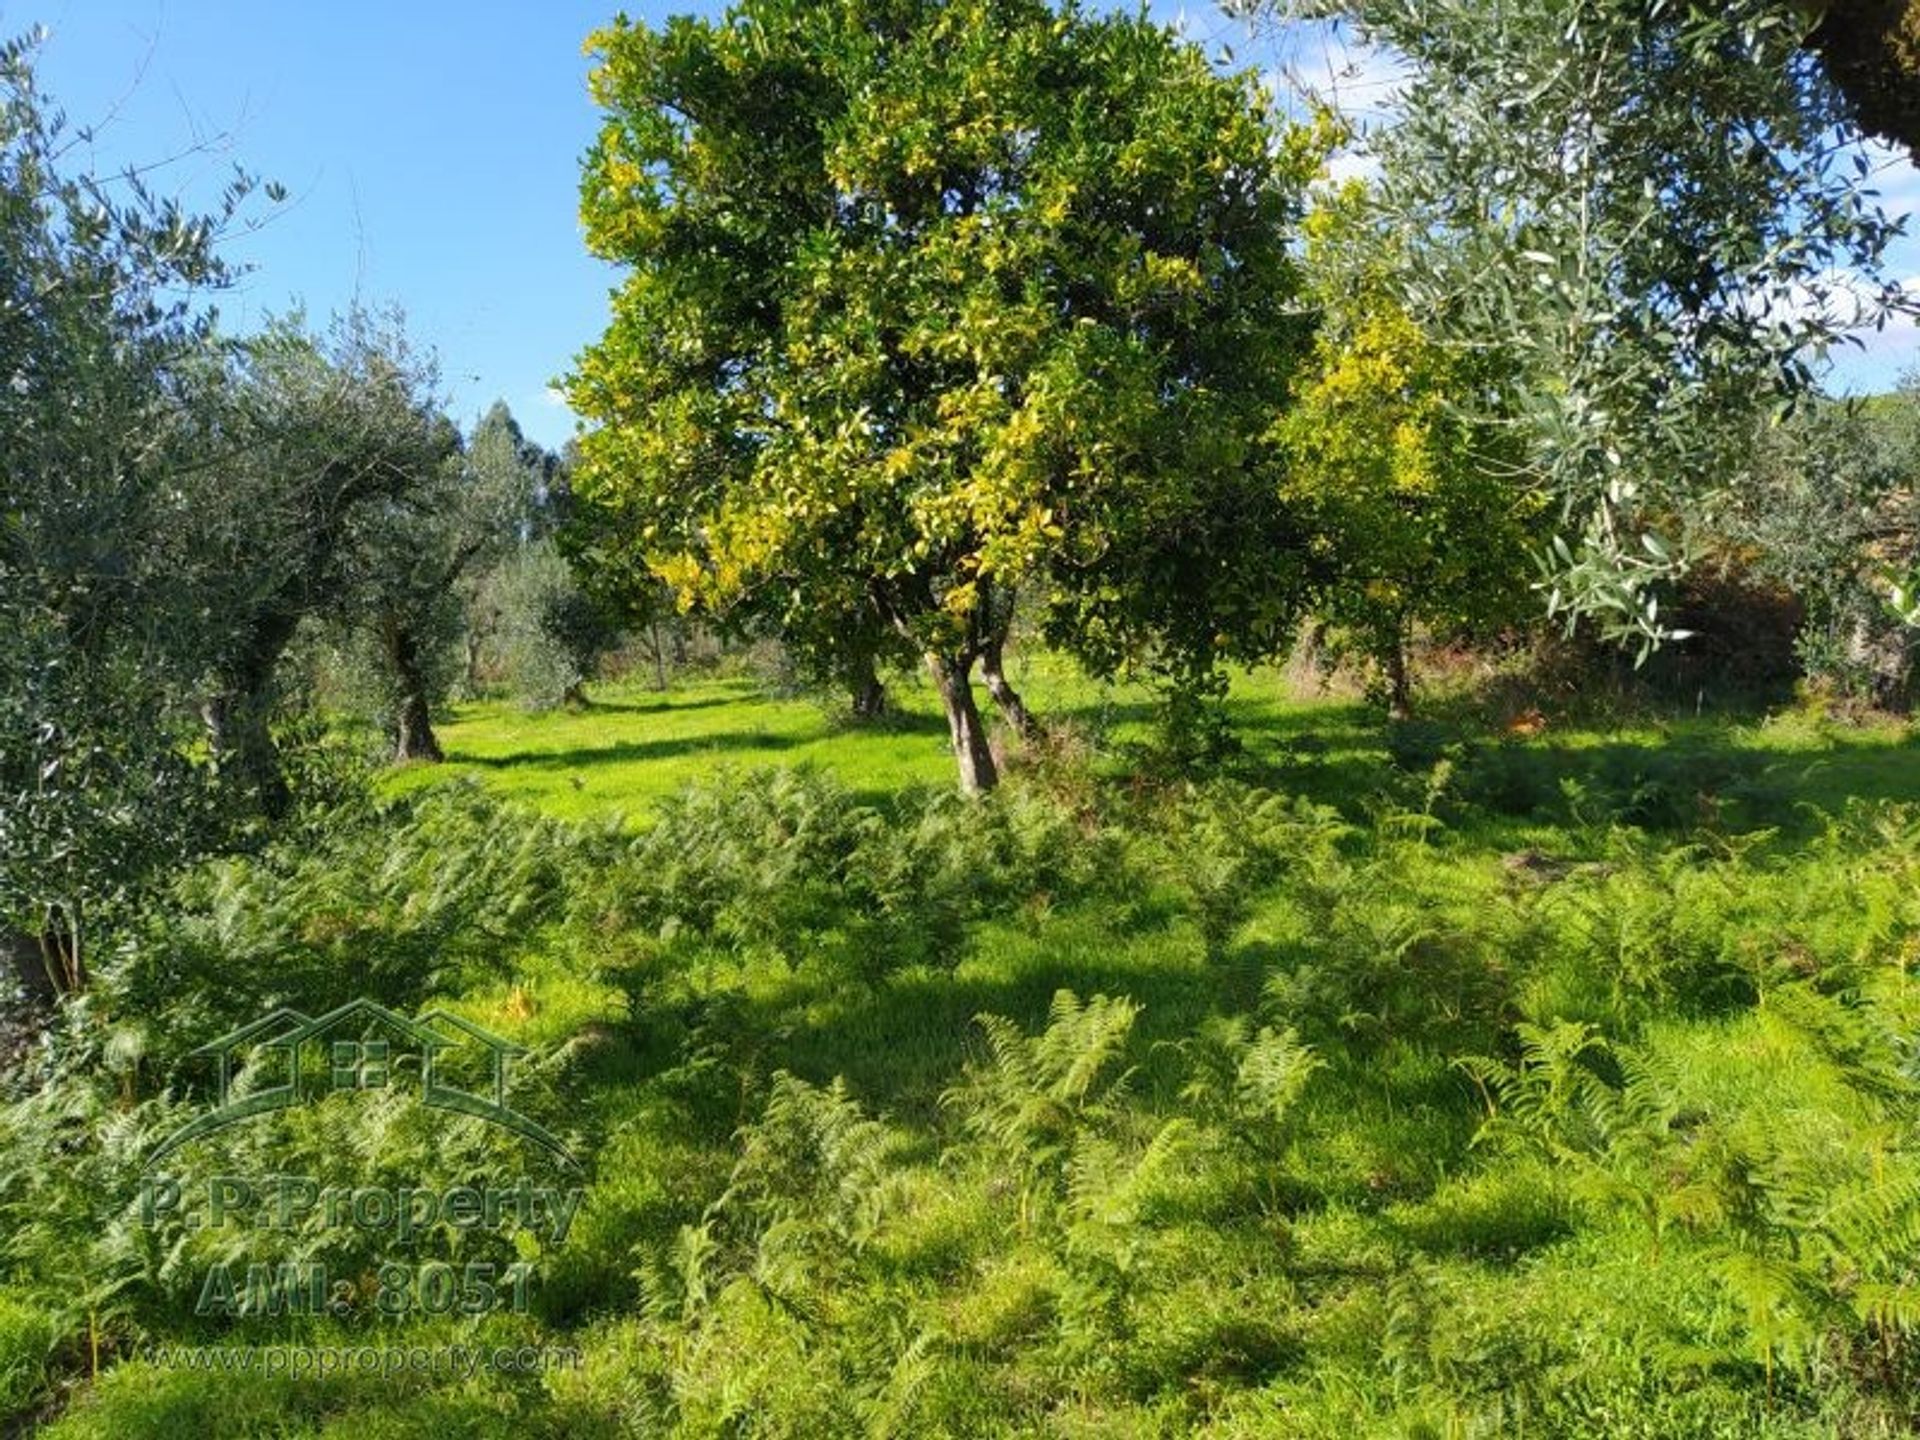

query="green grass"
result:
[16,666,1920,1437]
[384,674,958,820]
[396,659,1920,848]
[382,656,1376,821]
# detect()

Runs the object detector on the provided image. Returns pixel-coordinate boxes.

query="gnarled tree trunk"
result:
[385,620,444,763]
[206,617,297,818]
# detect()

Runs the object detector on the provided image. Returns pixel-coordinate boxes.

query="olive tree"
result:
[0,30,256,997]
[1262,0,1916,656]
[185,310,458,790]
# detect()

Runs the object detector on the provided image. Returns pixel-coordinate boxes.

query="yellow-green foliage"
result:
[1278,189,1545,704]
[570,0,1329,705]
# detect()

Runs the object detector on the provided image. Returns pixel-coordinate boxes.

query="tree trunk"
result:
[206,622,295,818]
[393,690,443,763]
[925,651,997,794]
[647,618,670,692]
[1385,640,1414,722]
[465,630,484,694]
[851,673,888,720]
[386,622,444,763]
[849,650,888,722]
[39,913,83,997]
[1846,612,1913,710]
[1,907,86,1001]
[979,635,1039,741]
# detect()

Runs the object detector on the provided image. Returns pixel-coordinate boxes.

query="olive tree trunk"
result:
[205,617,297,817]
[385,620,445,763]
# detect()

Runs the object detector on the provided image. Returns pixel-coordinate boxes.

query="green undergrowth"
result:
[9,691,1920,1436]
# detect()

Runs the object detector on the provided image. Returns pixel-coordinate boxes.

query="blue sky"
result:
[13,2,1916,452]
[17,0,627,448]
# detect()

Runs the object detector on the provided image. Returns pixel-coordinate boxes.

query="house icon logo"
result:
[147,998,581,1173]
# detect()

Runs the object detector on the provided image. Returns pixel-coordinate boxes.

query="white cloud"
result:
[1829,135,1920,390]
[1254,18,1401,190]
[1825,276,1920,392]
[1321,150,1383,187]
[1750,269,1892,331]
[1266,19,1407,127]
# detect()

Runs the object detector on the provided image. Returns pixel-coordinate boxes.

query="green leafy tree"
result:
[569,0,1324,791]
[0,30,258,998]
[1277,191,1542,718]
[457,401,562,694]
[499,432,633,707]
[1268,0,1916,656]
[1785,376,1920,701]
[184,310,457,795]
[324,385,598,762]
[492,538,625,708]
[0,39,449,996]
[486,430,627,713]
[335,444,474,763]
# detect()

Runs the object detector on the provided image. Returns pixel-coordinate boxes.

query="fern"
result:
[945,991,1139,1167]
[635,1217,722,1324]
[721,1070,892,1250]
[1178,1015,1321,1180]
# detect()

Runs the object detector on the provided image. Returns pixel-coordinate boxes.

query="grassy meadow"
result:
[378,660,1363,820]
[13,664,1920,1437]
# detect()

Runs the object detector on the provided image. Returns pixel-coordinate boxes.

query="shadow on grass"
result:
[1269,720,1920,844]
[824,710,952,740]
[579,693,745,717]
[598,913,1498,1214]
[457,730,808,771]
